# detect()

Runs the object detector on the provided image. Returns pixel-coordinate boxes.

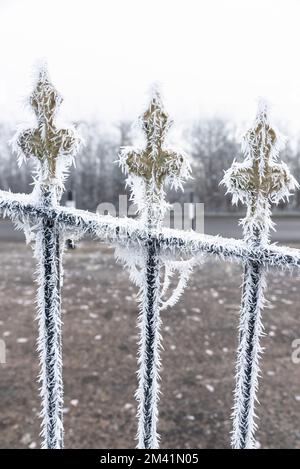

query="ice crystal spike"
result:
[124,87,185,189]
[16,64,79,182]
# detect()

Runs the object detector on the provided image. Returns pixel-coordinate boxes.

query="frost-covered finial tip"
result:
[139,83,170,155]
[29,62,62,125]
[15,64,80,182]
[33,59,50,84]
[255,97,270,123]
[119,86,190,191]
[246,97,278,167]
[147,82,164,108]
[222,98,299,217]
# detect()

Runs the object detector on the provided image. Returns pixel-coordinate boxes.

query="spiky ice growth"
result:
[222,98,299,244]
[35,221,64,449]
[9,64,80,449]
[119,84,191,227]
[222,100,299,449]
[135,239,162,449]
[231,263,266,449]
[13,61,80,198]
[117,87,193,448]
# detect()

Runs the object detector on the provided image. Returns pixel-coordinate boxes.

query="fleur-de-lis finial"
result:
[16,63,79,183]
[222,99,298,223]
[121,84,189,191]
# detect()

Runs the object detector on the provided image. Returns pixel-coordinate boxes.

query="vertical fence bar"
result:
[37,212,64,448]
[232,232,266,448]
[35,189,63,448]
[14,64,79,449]
[222,100,299,448]
[136,237,161,449]
[119,85,191,449]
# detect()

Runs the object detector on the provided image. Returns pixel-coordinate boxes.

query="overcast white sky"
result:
[1,0,300,134]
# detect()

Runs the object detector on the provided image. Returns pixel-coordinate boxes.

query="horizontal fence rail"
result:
[2,192,300,267]
[0,64,299,449]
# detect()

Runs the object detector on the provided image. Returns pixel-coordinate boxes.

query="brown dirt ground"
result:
[0,240,300,449]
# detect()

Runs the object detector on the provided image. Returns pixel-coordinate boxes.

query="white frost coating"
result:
[114,244,144,286]
[231,265,266,449]
[11,61,81,200]
[118,82,191,227]
[2,189,300,268]
[115,244,201,312]
[160,257,200,311]
[135,244,162,449]
[2,65,300,451]
[5,63,81,449]
[34,222,64,449]
[223,99,299,449]
[222,97,299,246]
[118,85,195,448]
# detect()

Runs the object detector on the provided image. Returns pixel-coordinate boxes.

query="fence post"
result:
[119,86,191,448]
[137,235,161,448]
[15,65,79,448]
[222,100,299,448]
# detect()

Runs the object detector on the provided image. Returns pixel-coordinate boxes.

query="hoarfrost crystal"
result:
[118,85,194,448]
[222,99,299,449]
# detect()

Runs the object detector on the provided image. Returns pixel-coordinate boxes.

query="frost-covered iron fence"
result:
[0,65,300,450]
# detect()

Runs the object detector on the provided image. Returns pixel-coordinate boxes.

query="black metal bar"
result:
[235,260,262,448]
[140,237,160,449]
[41,217,63,449]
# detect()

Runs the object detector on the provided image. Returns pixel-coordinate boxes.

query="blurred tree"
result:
[188,118,239,211]
[114,120,133,213]
[0,122,33,194]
